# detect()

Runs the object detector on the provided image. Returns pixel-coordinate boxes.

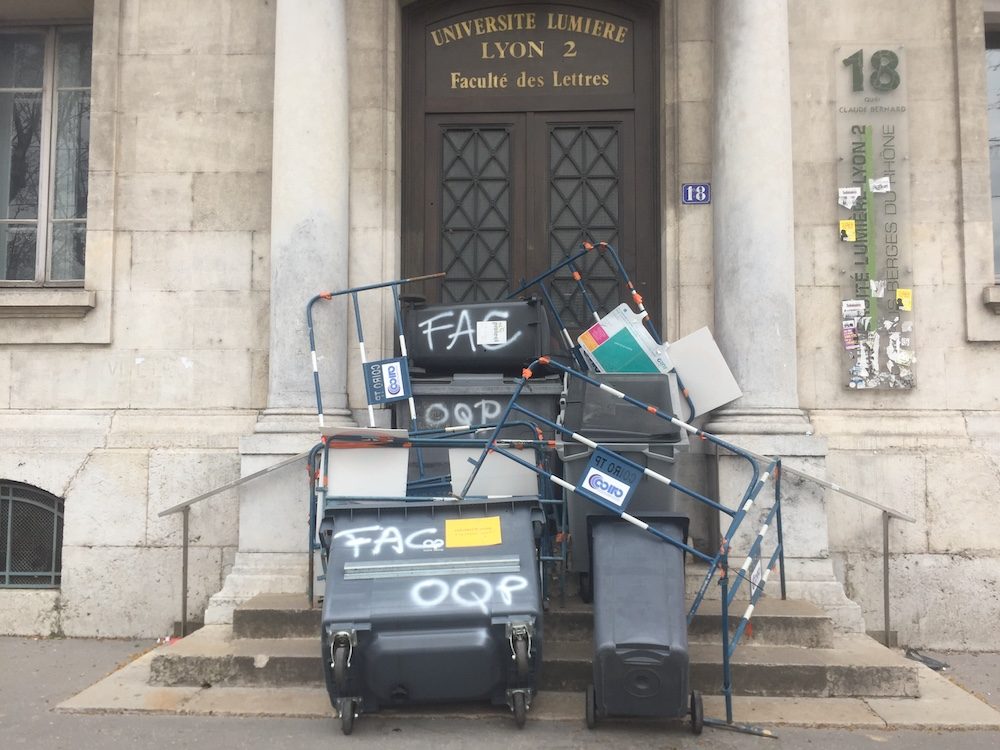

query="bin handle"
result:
[641,446,676,463]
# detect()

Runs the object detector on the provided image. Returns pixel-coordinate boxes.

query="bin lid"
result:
[560,373,684,443]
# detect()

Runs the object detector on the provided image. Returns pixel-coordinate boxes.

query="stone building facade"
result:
[0,0,998,648]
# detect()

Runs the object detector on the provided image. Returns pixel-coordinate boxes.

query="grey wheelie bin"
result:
[319,498,543,734]
[558,372,688,599]
[392,372,564,491]
[585,513,702,733]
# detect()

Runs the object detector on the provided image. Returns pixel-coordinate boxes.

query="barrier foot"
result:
[703,717,778,738]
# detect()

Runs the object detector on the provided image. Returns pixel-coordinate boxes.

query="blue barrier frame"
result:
[455,356,785,734]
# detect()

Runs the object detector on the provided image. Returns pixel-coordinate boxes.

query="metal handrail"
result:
[765,456,914,648]
[158,449,313,636]
[714,444,915,648]
[745,453,915,523]
[159,451,312,517]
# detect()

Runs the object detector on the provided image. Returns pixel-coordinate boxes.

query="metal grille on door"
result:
[440,127,513,303]
[548,125,622,329]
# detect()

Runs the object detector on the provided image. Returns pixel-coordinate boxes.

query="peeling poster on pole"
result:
[836,46,914,389]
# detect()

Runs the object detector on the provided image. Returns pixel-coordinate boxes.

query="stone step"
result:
[544,597,834,648]
[232,593,318,639]
[683,564,762,601]
[561,560,777,602]
[149,629,323,688]
[151,626,917,700]
[234,593,834,649]
[540,635,919,698]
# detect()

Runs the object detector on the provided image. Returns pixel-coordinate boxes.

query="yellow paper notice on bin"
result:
[445,516,502,548]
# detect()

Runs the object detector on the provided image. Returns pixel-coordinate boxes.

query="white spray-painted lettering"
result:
[422,399,503,428]
[332,525,444,558]
[410,575,529,614]
[417,309,523,352]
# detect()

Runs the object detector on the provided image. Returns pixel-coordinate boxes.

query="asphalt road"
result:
[2,637,999,750]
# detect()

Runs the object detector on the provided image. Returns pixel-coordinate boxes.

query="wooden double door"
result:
[403,1,660,331]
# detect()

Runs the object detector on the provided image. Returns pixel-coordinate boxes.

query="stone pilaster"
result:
[207,0,352,623]
[709,0,863,630]
[712,0,802,422]
[263,0,353,430]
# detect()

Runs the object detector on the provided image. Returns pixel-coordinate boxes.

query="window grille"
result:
[0,481,64,588]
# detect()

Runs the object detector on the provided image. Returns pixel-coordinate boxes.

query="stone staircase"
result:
[149,590,920,702]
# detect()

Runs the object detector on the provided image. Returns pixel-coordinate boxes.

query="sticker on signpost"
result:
[362,357,412,406]
[574,447,644,511]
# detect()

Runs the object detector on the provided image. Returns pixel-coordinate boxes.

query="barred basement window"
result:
[0,481,64,588]
[0,27,91,285]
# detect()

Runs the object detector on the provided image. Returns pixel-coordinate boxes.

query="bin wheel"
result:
[514,637,530,678]
[333,644,349,692]
[585,683,596,729]
[512,691,527,728]
[690,690,703,735]
[339,698,356,735]
[578,572,593,604]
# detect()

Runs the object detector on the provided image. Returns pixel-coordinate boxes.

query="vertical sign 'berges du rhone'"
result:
[835,46,913,390]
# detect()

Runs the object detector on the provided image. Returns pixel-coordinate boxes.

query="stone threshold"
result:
[57,641,1000,730]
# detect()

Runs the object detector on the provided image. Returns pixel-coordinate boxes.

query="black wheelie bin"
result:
[319,498,543,734]
[585,513,702,733]
[402,298,550,375]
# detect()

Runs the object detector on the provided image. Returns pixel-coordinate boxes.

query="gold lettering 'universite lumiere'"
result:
[545,12,629,42]
[430,11,630,47]
[430,12,537,46]
[429,7,632,94]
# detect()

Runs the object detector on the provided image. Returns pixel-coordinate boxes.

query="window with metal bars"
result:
[0,481,64,588]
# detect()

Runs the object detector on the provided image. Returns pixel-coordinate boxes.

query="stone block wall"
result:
[3,0,1000,647]
[0,0,276,405]
[0,0,276,637]
[816,411,1000,649]
[664,0,1000,646]
[667,0,715,342]
[0,411,256,636]
[789,0,1000,410]
[784,0,1000,648]
[620,0,1000,648]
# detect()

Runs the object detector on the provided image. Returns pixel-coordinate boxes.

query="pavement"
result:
[3,636,1000,749]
